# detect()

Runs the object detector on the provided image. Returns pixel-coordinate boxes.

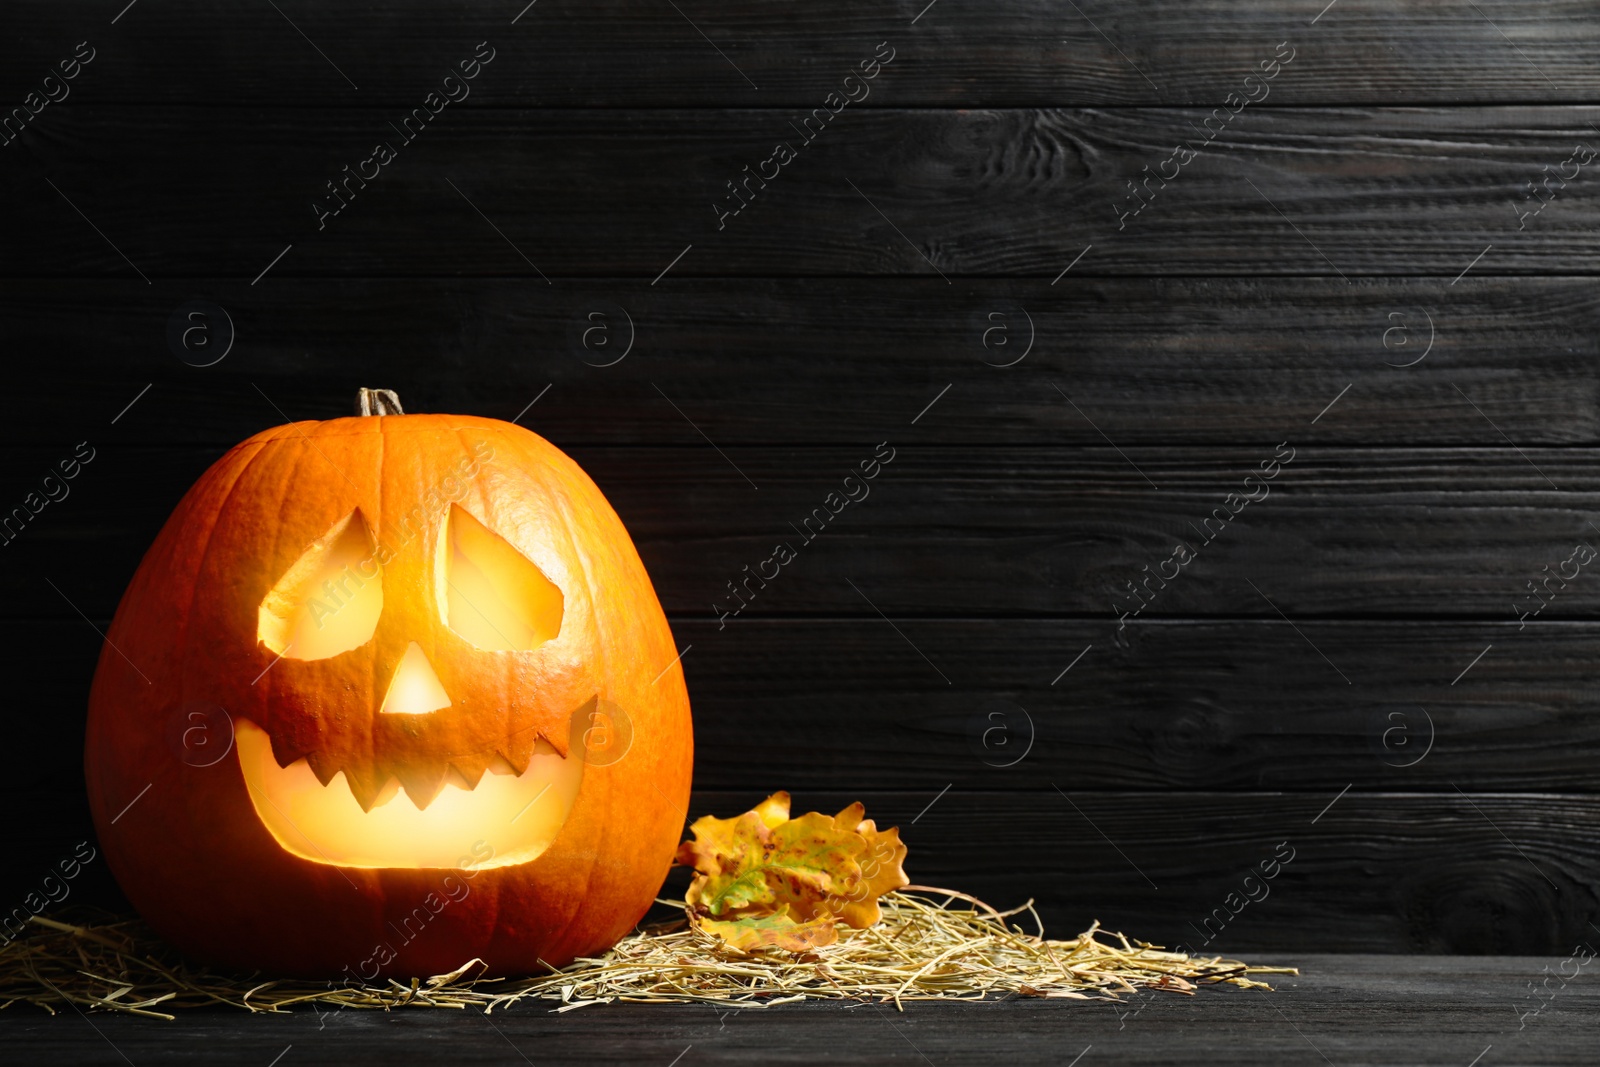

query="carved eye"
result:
[439,504,563,651]
[258,510,383,660]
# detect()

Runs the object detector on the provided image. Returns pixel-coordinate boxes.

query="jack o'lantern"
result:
[84,390,692,977]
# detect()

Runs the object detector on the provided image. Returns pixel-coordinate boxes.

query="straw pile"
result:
[1,886,1293,1019]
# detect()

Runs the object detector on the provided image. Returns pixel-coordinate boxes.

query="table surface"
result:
[1,955,1591,1066]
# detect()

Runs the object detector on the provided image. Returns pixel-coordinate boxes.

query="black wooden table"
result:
[0,957,1588,1066]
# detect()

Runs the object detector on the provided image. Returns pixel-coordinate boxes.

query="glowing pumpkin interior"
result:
[241,505,583,870]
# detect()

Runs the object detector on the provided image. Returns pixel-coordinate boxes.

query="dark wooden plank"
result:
[871,788,1598,954]
[3,276,1596,447]
[12,444,1600,619]
[0,957,1580,1066]
[6,107,1600,277]
[677,790,1600,955]
[6,789,1597,954]
[684,619,1600,794]
[0,957,1589,1065]
[11,618,1600,795]
[7,0,1600,107]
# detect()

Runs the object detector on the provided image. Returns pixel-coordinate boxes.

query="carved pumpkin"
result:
[84,390,692,977]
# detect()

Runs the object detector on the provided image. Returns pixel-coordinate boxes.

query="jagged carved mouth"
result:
[235,718,584,871]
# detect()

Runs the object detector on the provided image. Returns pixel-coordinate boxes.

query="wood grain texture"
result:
[4,0,1597,967]
[0,957,1586,1066]
[9,618,1600,795]
[2,276,1596,447]
[679,789,1599,956]
[7,0,1600,106]
[6,107,1600,278]
[11,443,1600,619]
[6,789,1598,955]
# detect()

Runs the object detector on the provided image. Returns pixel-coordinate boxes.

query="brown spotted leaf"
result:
[828,804,910,929]
[677,792,863,917]
[697,906,839,954]
[675,792,911,952]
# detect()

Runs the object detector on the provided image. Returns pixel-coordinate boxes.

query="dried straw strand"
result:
[0,890,1293,1018]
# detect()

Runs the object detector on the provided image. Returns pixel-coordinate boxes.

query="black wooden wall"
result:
[4,1,1598,955]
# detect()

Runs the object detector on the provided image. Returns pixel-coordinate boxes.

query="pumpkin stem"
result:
[355,388,405,416]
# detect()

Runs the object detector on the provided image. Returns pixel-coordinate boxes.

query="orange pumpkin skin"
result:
[84,411,692,977]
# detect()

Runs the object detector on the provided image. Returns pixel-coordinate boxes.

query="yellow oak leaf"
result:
[751,789,791,830]
[828,803,909,929]
[675,792,911,953]
[677,792,861,918]
[697,906,839,954]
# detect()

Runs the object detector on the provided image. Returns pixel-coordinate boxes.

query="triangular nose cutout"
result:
[379,642,452,715]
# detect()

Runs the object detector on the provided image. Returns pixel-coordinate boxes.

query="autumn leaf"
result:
[828,803,909,929]
[675,792,910,954]
[697,906,839,953]
[676,792,860,918]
